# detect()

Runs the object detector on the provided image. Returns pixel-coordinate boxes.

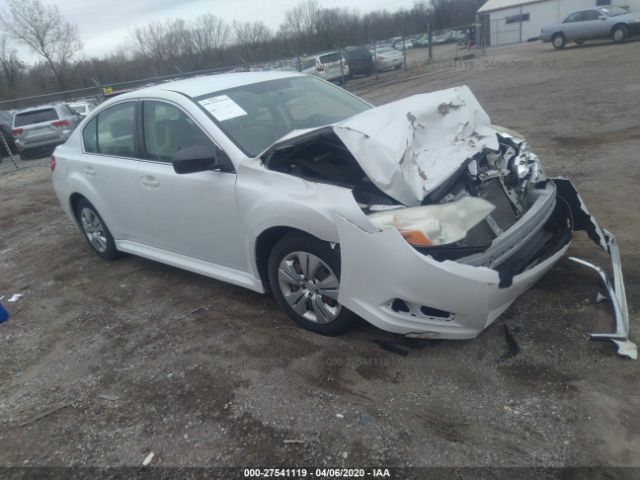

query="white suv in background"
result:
[301,51,349,85]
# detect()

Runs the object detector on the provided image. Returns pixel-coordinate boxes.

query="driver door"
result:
[562,11,586,40]
[136,100,247,271]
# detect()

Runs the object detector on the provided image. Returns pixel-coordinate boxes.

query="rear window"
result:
[344,48,370,60]
[320,53,341,64]
[14,109,58,127]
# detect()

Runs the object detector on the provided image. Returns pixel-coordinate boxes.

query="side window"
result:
[97,103,137,158]
[83,116,98,153]
[564,12,584,23]
[583,10,601,20]
[142,101,215,162]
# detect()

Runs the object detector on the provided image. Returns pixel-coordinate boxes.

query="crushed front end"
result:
[349,130,636,359]
[262,86,635,359]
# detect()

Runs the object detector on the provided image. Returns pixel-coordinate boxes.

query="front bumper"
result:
[335,179,636,359]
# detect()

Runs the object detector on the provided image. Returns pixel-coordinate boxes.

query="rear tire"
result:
[268,233,356,336]
[612,24,628,43]
[76,198,119,260]
[552,33,566,49]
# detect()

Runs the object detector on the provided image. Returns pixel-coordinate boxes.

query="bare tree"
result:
[233,21,272,62]
[0,0,82,89]
[132,21,182,65]
[282,0,320,53]
[0,35,24,91]
[190,14,230,66]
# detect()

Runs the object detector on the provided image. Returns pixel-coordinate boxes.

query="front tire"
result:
[76,198,119,260]
[268,233,356,335]
[552,33,566,49]
[612,25,628,43]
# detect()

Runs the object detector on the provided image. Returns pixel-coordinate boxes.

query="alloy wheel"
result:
[277,251,342,324]
[80,207,108,253]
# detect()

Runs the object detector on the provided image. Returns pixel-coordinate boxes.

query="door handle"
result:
[83,166,96,177]
[140,176,160,188]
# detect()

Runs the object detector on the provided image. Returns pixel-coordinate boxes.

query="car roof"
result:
[131,71,303,99]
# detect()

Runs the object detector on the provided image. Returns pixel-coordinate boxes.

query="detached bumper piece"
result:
[555,178,637,360]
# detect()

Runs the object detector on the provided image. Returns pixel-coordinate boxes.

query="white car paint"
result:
[51,71,635,357]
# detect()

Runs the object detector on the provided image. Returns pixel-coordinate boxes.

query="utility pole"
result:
[428,24,433,63]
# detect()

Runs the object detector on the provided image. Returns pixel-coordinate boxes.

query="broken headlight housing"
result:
[368,197,495,247]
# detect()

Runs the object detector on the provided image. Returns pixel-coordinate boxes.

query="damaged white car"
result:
[51,72,636,359]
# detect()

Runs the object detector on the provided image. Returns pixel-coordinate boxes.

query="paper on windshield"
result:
[199,95,247,121]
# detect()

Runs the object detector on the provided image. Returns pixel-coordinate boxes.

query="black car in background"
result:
[0,110,18,160]
[342,46,374,77]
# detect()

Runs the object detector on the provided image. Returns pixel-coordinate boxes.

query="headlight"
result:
[368,197,495,247]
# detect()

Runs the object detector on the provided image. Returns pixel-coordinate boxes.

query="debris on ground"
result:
[19,403,73,427]
[374,340,410,356]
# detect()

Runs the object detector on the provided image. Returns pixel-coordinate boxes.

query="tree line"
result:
[0,0,484,105]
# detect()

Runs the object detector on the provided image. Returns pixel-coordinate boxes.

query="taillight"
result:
[51,119,70,128]
[50,155,56,171]
[11,127,23,136]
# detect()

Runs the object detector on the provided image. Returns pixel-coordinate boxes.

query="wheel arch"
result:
[69,192,85,217]
[610,22,628,35]
[255,226,331,293]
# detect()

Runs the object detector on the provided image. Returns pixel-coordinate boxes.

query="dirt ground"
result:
[1,39,639,470]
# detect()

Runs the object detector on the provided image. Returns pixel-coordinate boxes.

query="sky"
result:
[0,0,416,60]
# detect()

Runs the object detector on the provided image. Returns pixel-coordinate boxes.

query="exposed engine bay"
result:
[264,129,564,273]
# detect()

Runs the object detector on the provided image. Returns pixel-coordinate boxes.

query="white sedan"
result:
[51,72,635,358]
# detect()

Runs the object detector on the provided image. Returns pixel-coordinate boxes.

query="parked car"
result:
[413,34,430,47]
[301,51,349,85]
[68,100,97,118]
[540,5,640,48]
[12,104,81,159]
[342,46,374,77]
[393,40,414,50]
[0,110,18,159]
[372,47,403,71]
[51,72,635,358]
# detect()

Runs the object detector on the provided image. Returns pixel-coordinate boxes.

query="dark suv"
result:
[342,46,374,77]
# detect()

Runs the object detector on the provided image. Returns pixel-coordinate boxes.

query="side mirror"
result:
[598,15,607,20]
[172,144,222,174]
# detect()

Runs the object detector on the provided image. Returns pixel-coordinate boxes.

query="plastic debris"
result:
[8,294,23,302]
[142,452,154,466]
[0,303,8,324]
[98,393,120,402]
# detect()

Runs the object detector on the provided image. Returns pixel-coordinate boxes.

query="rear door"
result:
[80,101,151,243]
[136,99,247,270]
[580,10,607,38]
[561,11,586,40]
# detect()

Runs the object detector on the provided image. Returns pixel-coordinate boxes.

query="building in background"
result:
[477,0,640,46]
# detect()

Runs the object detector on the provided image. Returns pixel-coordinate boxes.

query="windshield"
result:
[195,76,371,157]
[599,6,628,16]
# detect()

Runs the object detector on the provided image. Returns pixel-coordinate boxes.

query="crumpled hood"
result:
[333,85,498,206]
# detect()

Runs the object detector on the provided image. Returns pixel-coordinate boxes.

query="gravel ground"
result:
[1,39,639,469]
